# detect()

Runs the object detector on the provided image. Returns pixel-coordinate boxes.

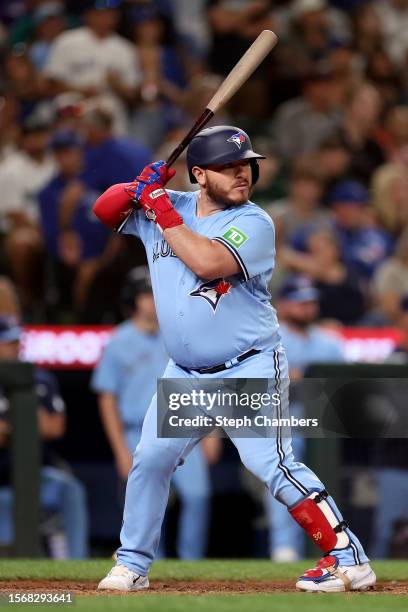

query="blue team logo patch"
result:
[190,279,232,313]
[227,132,246,149]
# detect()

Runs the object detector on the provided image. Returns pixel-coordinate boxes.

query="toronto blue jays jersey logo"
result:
[152,239,177,262]
[227,132,246,149]
[190,279,232,312]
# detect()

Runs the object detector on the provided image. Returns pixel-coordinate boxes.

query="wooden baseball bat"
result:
[166,30,278,167]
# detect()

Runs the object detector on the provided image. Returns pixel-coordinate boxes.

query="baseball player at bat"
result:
[93,125,376,593]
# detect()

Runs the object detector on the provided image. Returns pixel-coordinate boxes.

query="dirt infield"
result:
[0,580,408,596]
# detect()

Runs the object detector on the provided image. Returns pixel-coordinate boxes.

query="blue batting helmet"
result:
[186,125,265,185]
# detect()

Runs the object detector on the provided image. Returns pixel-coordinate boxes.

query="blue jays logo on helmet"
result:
[190,279,232,312]
[227,132,246,149]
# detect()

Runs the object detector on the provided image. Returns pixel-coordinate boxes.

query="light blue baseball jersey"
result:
[279,323,344,371]
[119,190,281,369]
[91,321,168,449]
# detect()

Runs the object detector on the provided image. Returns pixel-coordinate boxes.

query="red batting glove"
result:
[124,160,183,232]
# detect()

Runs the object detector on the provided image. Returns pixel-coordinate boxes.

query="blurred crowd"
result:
[0,0,406,327]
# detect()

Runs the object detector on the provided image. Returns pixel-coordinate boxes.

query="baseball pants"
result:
[117,345,368,575]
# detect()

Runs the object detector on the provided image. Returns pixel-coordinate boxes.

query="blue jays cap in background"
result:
[49,129,84,150]
[279,275,319,303]
[0,316,22,343]
[328,180,368,206]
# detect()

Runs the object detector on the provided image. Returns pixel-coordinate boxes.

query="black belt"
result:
[181,348,260,375]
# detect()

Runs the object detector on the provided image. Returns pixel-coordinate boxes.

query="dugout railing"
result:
[0,361,40,557]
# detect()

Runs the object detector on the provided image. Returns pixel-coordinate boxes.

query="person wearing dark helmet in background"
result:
[91,266,211,561]
[93,125,375,593]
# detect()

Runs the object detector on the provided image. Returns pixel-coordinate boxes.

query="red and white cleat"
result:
[296,555,376,593]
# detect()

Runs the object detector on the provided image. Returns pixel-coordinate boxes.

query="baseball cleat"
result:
[296,555,376,593]
[98,564,149,591]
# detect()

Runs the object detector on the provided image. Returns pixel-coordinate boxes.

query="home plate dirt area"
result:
[0,579,408,596]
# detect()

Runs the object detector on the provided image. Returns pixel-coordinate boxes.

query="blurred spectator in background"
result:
[67,95,154,322]
[267,274,344,561]
[38,127,110,319]
[277,274,345,368]
[133,3,186,98]
[0,115,55,314]
[29,2,67,72]
[0,96,19,160]
[37,98,151,322]
[0,315,88,558]
[265,158,328,247]
[3,47,46,122]
[271,64,341,160]
[92,267,211,559]
[373,227,408,323]
[311,134,351,197]
[129,3,187,150]
[372,0,408,69]
[7,0,75,49]
[328,39,361,98]
[286,178,392,294]
[371,153,408,239]
[0,115,54,229]
[325,180,392,281]
[43,0,141,134]
[208,0,274,76]
[365,48,403,109]
[82,100,151,193]
[0,277,20,319]
[380,106,408,161]
[207,0,274,118]
[282,226,365,323]
[335,82,385,186]
[353,3,384,60]
[275,0,351,81]
[50,92,86,133]
[181,72,231,128]
[171,0,209,61]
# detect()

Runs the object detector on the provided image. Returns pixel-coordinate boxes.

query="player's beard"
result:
[206,176,253,208]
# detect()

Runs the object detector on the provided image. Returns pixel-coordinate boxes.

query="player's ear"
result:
[192,166,206,186]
